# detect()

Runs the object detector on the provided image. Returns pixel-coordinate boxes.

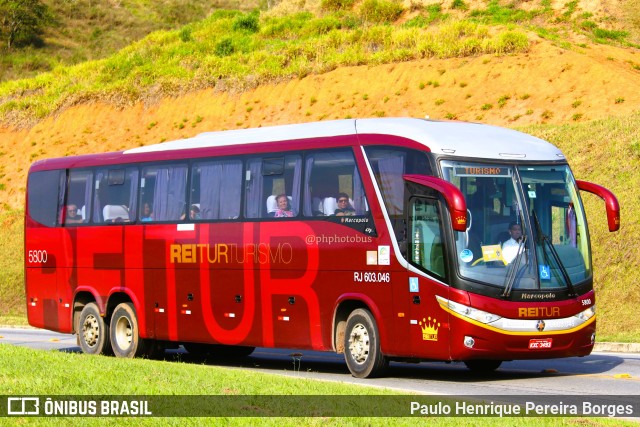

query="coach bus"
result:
[25,118,619,377]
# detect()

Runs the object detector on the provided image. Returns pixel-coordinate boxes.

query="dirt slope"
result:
[0,38,639,209]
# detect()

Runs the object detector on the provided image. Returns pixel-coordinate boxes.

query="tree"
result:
[0,0,52,49]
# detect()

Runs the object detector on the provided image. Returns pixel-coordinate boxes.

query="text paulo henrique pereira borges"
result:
[409,400,634,417]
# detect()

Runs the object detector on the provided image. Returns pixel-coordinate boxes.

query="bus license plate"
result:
[529,338,553,349]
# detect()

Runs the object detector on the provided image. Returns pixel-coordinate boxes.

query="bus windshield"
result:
[440,161,591,293]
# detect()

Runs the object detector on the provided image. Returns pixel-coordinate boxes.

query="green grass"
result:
[0,10,529,125]
[0,345,635,426]
[0,0,228,83]
[0,208,24,320]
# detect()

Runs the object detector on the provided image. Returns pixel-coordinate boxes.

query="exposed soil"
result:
[0,38,639,209]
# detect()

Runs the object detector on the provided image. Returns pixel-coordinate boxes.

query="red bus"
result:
[25,118,619,377]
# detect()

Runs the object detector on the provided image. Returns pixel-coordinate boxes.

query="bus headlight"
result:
[437,296,502,324]
[575,305,595,322]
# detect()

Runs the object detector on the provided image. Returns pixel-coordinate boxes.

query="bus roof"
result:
[123,118,564,162]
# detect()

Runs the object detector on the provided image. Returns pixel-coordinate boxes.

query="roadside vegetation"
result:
[2,0,639,127]
[0,345,635,426]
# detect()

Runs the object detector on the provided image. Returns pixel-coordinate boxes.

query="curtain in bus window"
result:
[353,165,367,215]
[245,159,263,218]
[378,155,405,215]
[92,171,106,222]
[303,156,315,216]
[127,168,139,220]
[153,165,187,221]
[199,160,242,220]
[291,156,302,215]
[57,172,66,224]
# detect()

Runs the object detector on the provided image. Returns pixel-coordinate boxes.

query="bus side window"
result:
[245,155,301,219]
[140,164,188,222]
[93,168,138,223]
[303,150,367,217]
[27,170,62,227]
[64,170,93,225]
[191,159,243,220]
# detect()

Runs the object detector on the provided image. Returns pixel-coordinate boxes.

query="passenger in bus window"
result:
[502,222,523,264]
[141,202,153,222]
[189,204,201,220]
[334,193,355,216]
[273,194,294,218]
[65,204,83,224]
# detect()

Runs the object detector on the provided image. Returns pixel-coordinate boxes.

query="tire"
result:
[78,302,112,355]
[110,302,148,358]
[464,360,502,372]
[343,308,388,378]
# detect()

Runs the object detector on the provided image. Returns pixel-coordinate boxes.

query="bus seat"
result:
[323,197,337,215]
[103,205,129,223]
[79,205,86,220]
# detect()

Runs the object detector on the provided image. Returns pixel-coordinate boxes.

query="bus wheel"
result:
[110,302,146,358]
[464,360,502,372]
[344,308,388,378]
[78,302,111,355]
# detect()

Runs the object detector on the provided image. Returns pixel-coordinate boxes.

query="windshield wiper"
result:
[532,211,576,297]
[502,235,526,299]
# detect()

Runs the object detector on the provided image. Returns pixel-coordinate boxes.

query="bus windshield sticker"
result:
[366,251,378,265]
[459,249,473,263]
[539,264,551,281]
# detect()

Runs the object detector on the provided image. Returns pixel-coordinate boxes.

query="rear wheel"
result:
[78,302,111,355]
[464,360,502,372]
[110,302,150,358]
[343,308,388,378]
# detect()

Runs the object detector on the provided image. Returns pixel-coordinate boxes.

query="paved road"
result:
[1,327,639,398]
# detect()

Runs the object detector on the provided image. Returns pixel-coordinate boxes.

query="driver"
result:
[502,222,523,264]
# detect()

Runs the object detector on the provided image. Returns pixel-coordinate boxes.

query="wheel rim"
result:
[348,323,370,365]
[114,315,133,351]
[82,314,99,348]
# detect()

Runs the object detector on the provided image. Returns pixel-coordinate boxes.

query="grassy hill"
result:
[0,0,639,340]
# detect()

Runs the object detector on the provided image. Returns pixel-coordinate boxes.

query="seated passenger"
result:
[273,194,294,218]
[189,204,201,220]
[141,202,153,222]
[334,193,355,216]
[65,204,83,224]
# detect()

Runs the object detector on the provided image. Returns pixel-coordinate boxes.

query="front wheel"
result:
[343,308,388,378]
[78,302,112,355]
[110,302,150,358]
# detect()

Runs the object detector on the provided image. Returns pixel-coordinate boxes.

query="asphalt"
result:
[2,324,638,353]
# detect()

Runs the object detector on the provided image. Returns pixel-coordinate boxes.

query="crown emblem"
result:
[419,317,440,341]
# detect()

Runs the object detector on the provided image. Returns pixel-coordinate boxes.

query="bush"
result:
[359,0,404,24]
[214,38,235,56]
[232,12,260,33]
[320,0,355,11]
